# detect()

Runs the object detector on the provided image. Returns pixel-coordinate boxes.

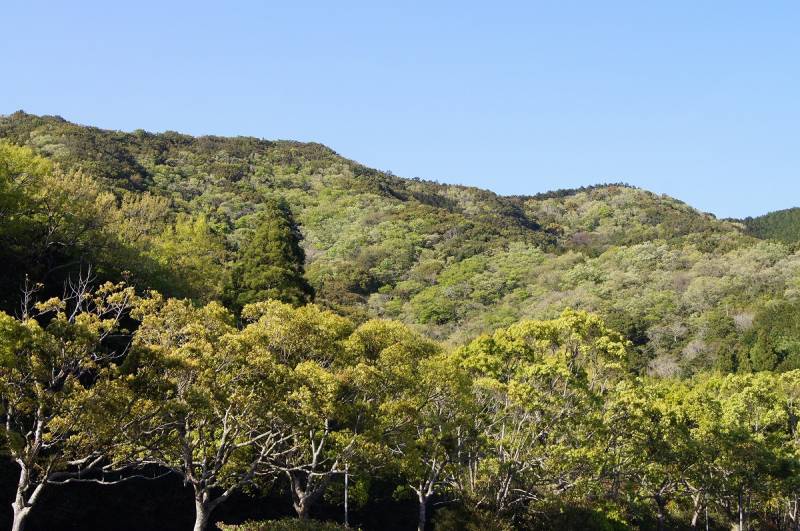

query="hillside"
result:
[2,111,800,374]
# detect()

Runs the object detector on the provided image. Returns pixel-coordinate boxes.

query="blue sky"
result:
[2,1,799,218]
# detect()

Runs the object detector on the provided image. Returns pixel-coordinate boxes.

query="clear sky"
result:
[2,1,799,218]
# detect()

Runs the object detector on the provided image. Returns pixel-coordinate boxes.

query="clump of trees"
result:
[4,277,800,530]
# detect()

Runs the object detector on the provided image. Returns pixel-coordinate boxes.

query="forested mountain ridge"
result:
[6,111,800,531]
[2,111,799,376]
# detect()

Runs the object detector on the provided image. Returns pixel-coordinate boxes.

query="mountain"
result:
[2,111,800,375]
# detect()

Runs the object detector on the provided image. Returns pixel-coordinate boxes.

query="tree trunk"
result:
[295,499,310,520]
[288,472,310,520]
[691,506,701,528]
[417,492,429,531]
[344,465,349,528]
[655,496,666,531]
[793,498,800,531]
[691,492,703,528]
[193,497,211,531]
[11,462,33,531]
[11,503,30,531]
[288,470,330,520]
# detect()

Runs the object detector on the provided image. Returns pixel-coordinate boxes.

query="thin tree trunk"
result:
[738,489,744,531]
[793,498,800,531]
[344,465,349,528]
[289,471,310,520]
[296,500,310,521]
[691,492,703,528]
[417,492,429,531]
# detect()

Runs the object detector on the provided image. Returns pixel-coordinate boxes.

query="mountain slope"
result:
[2,111,800,375]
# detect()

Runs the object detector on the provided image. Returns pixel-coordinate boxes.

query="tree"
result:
[347,319,465,531]
[686,372,789,531]
[604,378,696,531]
[0,142,118,309]
[745,301,800,372]
[239,301,355,520]
[455,310,629,524]
[0,277,136,531]
[232,199,314,308]
[124,296,292,531]
[151,214,230,303]
[778,370,800,529]
[386,353,472,531]
[0,141,50,232]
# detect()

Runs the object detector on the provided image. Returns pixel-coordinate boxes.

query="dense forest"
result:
[742,209,800,244]
[2,112,800,531]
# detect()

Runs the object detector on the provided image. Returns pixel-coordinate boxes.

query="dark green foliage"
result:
[520,506,639,531]
[231,198,314,308]
[742,207,800,243]
[701,310,747,373]
[744,300,800,371]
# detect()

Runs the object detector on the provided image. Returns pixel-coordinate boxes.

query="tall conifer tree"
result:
[233,198,313,308]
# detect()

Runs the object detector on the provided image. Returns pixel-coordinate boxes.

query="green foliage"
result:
[149,214,230,302]
[454,311,629,520]
[0,140,119,305]
[433,505,515,531]
[122,295,300,527]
